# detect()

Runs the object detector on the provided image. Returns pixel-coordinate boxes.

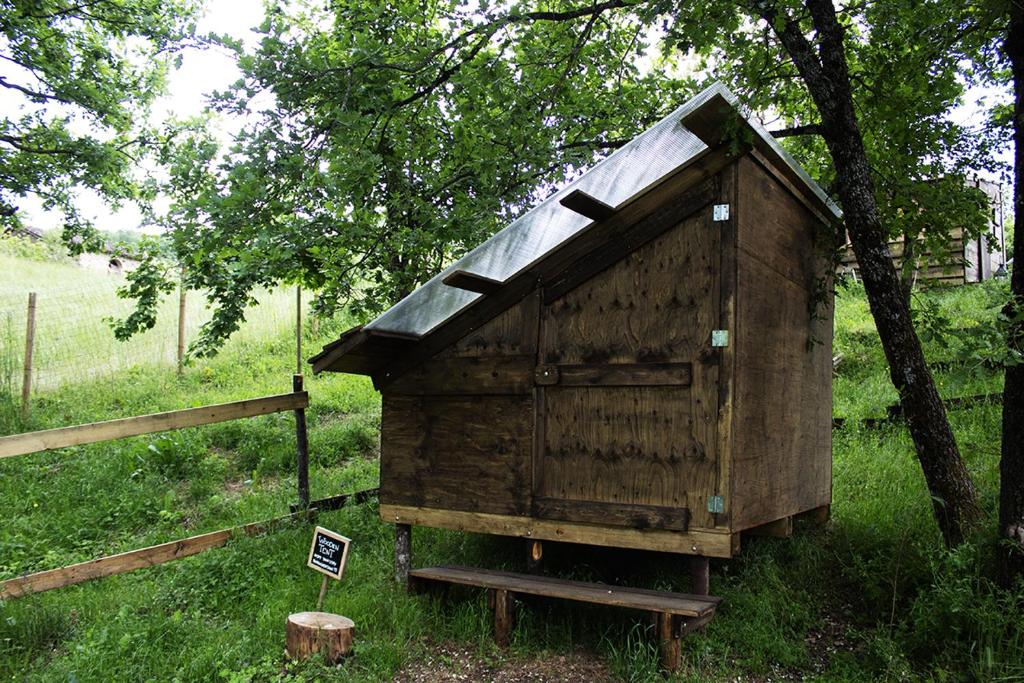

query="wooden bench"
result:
[408,565,721,671]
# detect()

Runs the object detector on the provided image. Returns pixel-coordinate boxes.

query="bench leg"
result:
[655,612,680,672]
[689,556,709,596]
[395,523,412,587]
[492,588,514,647]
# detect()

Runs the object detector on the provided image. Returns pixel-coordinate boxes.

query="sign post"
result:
[307,526,350,608]
[285,526,355,663]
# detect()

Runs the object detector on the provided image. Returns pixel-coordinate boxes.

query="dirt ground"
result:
[393,642,616,683]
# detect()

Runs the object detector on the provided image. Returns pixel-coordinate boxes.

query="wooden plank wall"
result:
[729,155,832,530]
[379,296,539,516]
[536,206,722,530]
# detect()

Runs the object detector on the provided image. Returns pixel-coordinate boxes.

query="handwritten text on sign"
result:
[307,526,351,580]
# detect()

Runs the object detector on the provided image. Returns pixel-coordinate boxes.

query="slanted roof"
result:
[311,82,841,377]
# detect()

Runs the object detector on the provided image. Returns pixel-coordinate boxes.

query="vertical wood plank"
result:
[715,161,739,530]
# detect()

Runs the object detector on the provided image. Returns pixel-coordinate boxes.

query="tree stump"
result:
[285,612,354,663]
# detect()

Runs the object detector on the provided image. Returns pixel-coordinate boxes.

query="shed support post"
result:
[526,539,543,574]
[655,612,680,672]
[395,523,412,586]
[689,556,709,596]
[492,588,514,648]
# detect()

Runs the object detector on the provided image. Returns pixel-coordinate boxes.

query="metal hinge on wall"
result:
[711,330,729,347]
[713,204,730,221]
[707,496,725,514]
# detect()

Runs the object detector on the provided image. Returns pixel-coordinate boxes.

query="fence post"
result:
[293,374,310,509]
[177,270,186,376]
[296,286,302,375]
[21,292,36,418]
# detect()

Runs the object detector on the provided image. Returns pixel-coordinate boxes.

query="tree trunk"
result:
[758,0,981,547]
[285,612,354,662]
[999,3,1024,587]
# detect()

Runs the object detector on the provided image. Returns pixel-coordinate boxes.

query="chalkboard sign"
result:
[307,527,351,580]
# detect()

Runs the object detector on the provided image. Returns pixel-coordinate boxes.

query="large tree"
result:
[1001,0,1024,585]
[0,0,200,236]
[136,0,1004,546]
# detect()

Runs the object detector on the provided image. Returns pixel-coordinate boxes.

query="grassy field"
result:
[1,273,1022,681]
[0,249,298,390]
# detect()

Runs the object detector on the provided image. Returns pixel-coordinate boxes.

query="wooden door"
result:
[531,209,723,531]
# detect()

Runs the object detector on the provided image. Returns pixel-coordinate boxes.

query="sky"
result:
[8,0,1014,235]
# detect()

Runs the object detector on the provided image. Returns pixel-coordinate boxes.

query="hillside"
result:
[0,278,1020,681]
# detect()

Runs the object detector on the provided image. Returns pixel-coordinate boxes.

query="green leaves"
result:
[0,0,202,232]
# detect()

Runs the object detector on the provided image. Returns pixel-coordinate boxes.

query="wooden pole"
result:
[294,374,310,509]
[296,286,302,375]
[20,292,36,418]
[177,271,186,376]
[655,611,681,672]
[395,523,411,585]
[526,539,543,574]
[493,588,514,647]
[316,575,329,610]
[689,556,710,596]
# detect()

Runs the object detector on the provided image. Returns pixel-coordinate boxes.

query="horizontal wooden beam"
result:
[534,362,692,388]
[559,189,616,221]
[442,270,504,295]
[289,487,380,513]
[0,513,302,599]
[742,516,793,538]
[387,356,534,396]
[0,392,309,459]
[380,504,739,558]
[533,497,690,531]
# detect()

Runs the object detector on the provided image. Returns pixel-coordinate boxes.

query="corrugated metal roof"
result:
[364,82,840,337]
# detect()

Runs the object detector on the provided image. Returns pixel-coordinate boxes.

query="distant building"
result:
[78,249,140,275]
[1,226,44,242]
[838,178,1006,284]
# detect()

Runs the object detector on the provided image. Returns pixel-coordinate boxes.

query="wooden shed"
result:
[312,82,840,571]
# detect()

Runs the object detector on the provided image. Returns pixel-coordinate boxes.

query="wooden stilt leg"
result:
[689,556,709,596]
[395,523,411,586]
[655,611,680,672]
[526,539,543,574]
[493,588,513,647]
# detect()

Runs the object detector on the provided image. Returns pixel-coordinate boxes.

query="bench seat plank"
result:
[409,565,720,618]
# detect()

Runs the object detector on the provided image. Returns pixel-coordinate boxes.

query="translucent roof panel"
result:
[365,82,838,337]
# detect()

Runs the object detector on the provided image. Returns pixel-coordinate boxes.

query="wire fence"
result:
[0,257,301,395]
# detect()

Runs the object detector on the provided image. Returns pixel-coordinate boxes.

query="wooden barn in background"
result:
[312,82,840,580]
[837,178,1007,285]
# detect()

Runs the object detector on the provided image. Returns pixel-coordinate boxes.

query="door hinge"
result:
[711,330,729,347]
[713,204,730,221]
[707,496,725,514]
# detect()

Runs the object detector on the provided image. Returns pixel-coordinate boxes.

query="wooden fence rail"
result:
[0,391,308,459]
[0,513,302,599]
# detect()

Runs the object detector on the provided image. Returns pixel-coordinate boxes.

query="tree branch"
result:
[0,134,79,156]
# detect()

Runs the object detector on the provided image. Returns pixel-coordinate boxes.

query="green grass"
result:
[1,275,1023,681]
[0,252,298,389]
